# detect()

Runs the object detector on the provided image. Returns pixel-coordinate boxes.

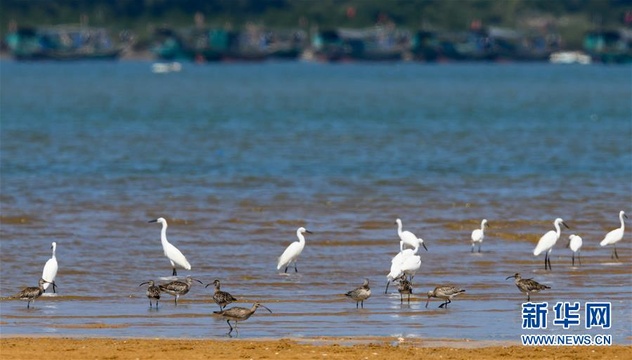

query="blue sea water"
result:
[0,60,631,343]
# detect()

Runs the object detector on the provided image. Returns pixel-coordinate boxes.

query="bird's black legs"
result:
[613,246,619,260]
[284,266,289,273]
[384,281,390,294]
[361,300,364,309]
[172,268,177,276]
[572,253,575,267]
[544,253,552,271]
[294,262,298,273]
[227,320,233,334]
[439,299,451,308]
[527,294,531,302]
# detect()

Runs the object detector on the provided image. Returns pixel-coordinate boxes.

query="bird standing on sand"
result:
[206,279,237,310]
[41,241,58,293]
[345,278,371,309]
[533,218,569,270]
[395,218,428,252]
[18,278,56,308]
[139,280,161,308]
[568,234,583,267]
[149,217,191,276]
[277,227,312,273]
[158,276,202,305]
[471,219,488,253]
[425,286,465,308]
[214,303,272,335]
[600,210,627,260]
[506,273,550,302]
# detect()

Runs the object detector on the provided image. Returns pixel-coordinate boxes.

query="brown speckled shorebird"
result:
[18,278,55,309]
[214,302,272,335]
[397,274,413,304]
[159,276,202,305]
[139,280,161,308]
[425,285,466,308]
[345,278,371,309]
[205,279,237,310]
[506,273,550,301]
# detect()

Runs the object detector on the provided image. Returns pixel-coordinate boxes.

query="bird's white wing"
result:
[600,228,623,246]
[165,243,191,270]
[42,257,58,290]
[533,230,556,256]
[277,242,302,270]
[471,229,483,242]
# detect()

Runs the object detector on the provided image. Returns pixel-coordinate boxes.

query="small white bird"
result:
[600,210,627,260]
[385,248,421,293]
[149,217,191,276]
[471,219,488,253]
[395,218,428,252]
[277,227,312,273]
[568,234,583,267]
[41,242,58,293]
[533,218,569,271]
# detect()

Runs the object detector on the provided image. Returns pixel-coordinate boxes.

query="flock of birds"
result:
[14,210,627,335]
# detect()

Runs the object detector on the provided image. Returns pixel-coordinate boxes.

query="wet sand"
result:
[1,337,630,360]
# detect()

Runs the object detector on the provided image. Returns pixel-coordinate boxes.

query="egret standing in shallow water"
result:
[395,218,428,252]
[17,279,56,308]
[41,242,58,293]
[277,227,312,273]
[506,273,550,302]
[600,210,627,260]
[214,303,272,336]
[158,276,202,305]
[345,278,371,309]
[533,218,569,270]
[149,217,191,276]
[139,280,161,308]
[385,248,421,293]
[471,219,488,253]
[206,279,237,310]
[568,234,583,267]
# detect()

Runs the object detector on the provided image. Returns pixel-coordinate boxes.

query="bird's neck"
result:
[161,224,169,244]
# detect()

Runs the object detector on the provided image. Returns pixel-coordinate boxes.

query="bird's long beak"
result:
[205,283,212,288]
[148,219,158,223]
[139,281,150,287]
[422,242,428,251]
[260,304,272,313]
[305,230,313,234]
[193,278,204,285]
[44,280,58,291]
[505,275,515,280]
[425,296,430,308]
[625,214,629,219]
[562,221,570,229]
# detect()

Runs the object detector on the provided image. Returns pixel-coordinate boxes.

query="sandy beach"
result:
[0,337,630,360]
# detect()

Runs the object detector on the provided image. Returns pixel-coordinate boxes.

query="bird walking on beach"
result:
[139,280,161,308]
[41,241,58,293]
[345,278,371,309]
[277,227,312,273]
[425,286,465,308]
[568,234,583,267]
[159,276,202,305]
[397,274,413,304]
[506,273,550,302]
[385,248,421,293]
[600,210,627,260]
[471,219,488,253]
[214,302,272,336]
[17,278,56,308]
[395,218,428,252]
[149,217,191,276]
[533,218,569,270]
[206,279,237,310]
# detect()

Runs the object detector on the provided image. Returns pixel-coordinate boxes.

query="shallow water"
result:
[0,61,631,342]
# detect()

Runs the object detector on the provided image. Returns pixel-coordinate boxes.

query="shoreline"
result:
[0,337,630,360]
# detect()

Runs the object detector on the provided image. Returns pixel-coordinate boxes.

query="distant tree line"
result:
[2,0,631,48]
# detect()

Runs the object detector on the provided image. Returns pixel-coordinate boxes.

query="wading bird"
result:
[568,234,583,267]
[425,285,466,308]
[345,278,371,309]
[533,218,569,270]
[17,278,56,308]
[397,274,413,304]
[41,242,58,293]
[158,276,202,305]
[506,273,550,302]
[600,210,627,260]
[214,303,272,336]
[385,248,421,293]
[395,218,428,252]
[206,279,237,310]
[149,217,191,276]
[471,219,488,253]
[277,227,312,273]
[139,280,161,308]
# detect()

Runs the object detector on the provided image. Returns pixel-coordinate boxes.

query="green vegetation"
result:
[1,0,630,49]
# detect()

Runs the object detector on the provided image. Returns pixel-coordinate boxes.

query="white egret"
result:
[385,248,421,293]
[395,218,428,252]
[600,210,627,260]
[41,242,58,293]
[471,219,488,253]
[277,227,312,273]
[533,218,569,270]
[149,217,191,276]
[568,234,583,267]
